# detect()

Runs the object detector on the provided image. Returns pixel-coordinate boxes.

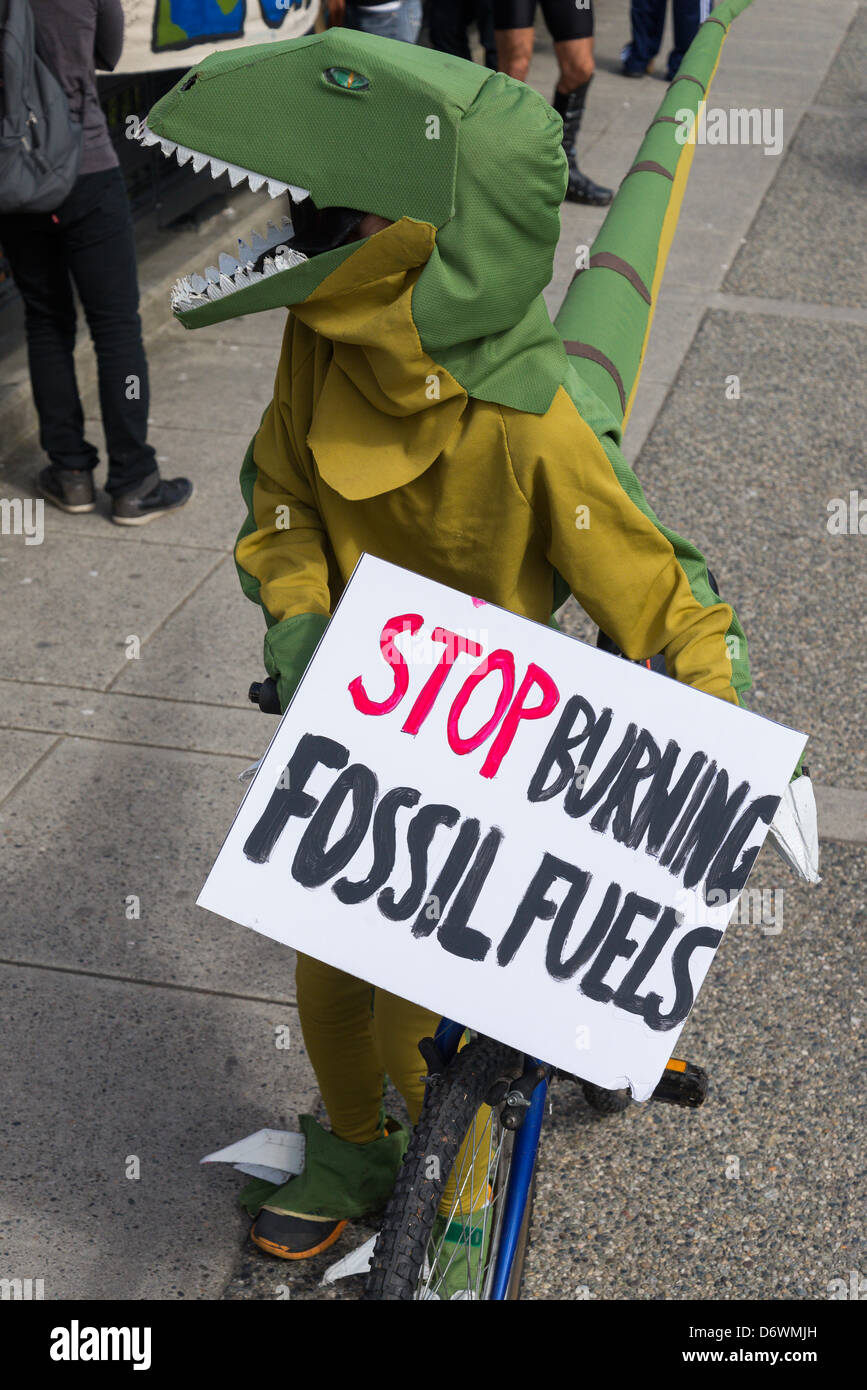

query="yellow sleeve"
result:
[234,340,332,709]
[502,389,748,707]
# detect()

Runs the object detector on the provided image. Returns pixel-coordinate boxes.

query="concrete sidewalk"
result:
[0,0,863,1302]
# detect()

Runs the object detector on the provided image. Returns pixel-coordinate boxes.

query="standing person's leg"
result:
[428,0,473,60]
[59,168,192,523]
[668,0,706,80]
[492,0,536,84]
[346,0,422,42]
[547,0,612,205]
[622,0,668,77]
[475,0,499,69]
[0,206,99,512]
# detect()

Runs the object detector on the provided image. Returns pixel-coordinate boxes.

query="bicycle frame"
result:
[434,1017,547,1301]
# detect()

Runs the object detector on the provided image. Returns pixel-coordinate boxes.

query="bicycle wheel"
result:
[364,1035,535,1301]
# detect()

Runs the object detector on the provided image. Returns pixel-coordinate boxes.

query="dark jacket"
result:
[29,0,123,175]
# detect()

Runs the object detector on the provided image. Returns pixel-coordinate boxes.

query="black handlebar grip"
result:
[247,677,282,715]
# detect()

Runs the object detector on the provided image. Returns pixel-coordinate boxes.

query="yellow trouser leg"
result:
[294,953,384,1145]
[296,954,492,1217]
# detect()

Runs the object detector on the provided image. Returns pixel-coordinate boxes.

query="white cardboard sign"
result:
[198,555,806,1100]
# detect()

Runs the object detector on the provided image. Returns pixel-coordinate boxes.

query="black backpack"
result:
[0,0,82,213]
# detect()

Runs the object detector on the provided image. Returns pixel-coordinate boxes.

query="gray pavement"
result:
[0,0,864,1302]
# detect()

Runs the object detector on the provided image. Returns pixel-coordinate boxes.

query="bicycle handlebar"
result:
[248,677,281,715]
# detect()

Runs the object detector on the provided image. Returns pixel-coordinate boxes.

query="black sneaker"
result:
[111,474,194,526]
[250,1208,347,1261]
[36,465,96,514]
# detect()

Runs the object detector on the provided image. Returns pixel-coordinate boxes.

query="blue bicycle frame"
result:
[434,1017,548,1301]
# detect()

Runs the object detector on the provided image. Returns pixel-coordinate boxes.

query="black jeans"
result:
[0,167,157,494]
[429,0,497,70]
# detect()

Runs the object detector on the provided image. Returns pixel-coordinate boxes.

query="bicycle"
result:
[248,668,709,1301]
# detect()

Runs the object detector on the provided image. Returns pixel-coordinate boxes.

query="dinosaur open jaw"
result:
[168,221,308,315]
[135,119,321,315]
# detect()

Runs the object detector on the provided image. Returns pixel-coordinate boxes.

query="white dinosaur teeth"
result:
[172,207,308,316]
[141,124,313,206]
[274,247,308,271]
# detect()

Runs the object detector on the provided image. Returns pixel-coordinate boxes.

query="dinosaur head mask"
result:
[140,29,570,413]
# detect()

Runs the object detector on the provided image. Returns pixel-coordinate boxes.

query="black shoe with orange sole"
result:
[250,1207,348,1261]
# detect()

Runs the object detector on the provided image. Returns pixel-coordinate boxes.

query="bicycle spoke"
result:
[416,1104,508,1300]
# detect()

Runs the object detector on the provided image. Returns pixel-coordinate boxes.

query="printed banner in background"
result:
[117,0,319,73]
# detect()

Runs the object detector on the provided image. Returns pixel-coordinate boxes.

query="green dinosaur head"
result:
[142,29,569,412]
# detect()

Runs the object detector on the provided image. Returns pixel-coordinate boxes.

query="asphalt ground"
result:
[0,0,863,1303]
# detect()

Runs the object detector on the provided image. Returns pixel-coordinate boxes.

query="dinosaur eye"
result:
[323,67,369,91]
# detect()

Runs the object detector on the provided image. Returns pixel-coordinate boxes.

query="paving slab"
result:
[109,555,266,708]
[632,309,867,790]
[0,730,58,802]
[82,332,277,442]
[0,736,296,998]
[725,112,867,309]
[0,680,264,760]
[0,528,221,691]
[814,784,867,845]
[814,1,867,107]
[0,964,319,1300]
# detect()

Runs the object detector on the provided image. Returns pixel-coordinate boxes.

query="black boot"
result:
[552,83,613,206]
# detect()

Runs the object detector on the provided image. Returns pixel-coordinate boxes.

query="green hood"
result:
[142,29,569,414]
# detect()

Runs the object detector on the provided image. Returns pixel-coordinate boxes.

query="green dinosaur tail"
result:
[554,0,754,428]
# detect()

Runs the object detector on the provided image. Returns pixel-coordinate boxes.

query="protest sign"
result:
[198,555,806,1100]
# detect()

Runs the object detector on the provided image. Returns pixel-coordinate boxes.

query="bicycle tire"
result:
[364,1035,524,1301]
[581,1079,631,1115]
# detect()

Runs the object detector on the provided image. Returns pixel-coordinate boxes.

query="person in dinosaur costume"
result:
[142,0,810,1288]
